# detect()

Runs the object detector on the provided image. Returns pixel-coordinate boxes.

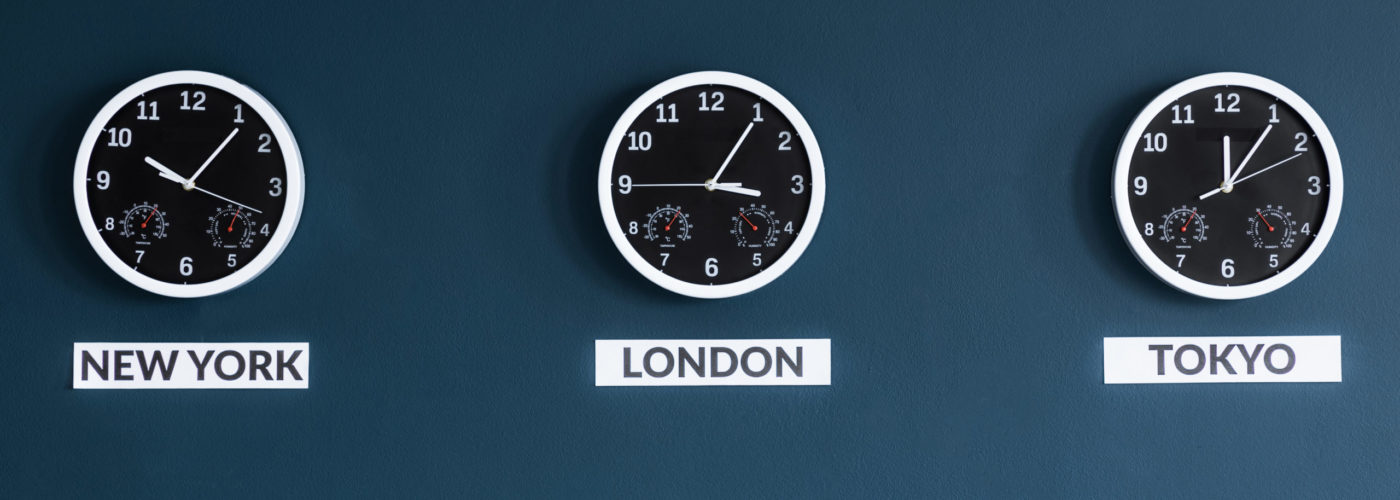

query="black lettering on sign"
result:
[137,350,179,381]
[188,350,215,381]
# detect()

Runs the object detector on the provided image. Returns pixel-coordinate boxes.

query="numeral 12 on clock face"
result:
[598,72,826,298]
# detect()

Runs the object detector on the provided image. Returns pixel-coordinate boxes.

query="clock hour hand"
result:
[144,156,189,184]
[1221,135,1231,185]
[710,184,761,197]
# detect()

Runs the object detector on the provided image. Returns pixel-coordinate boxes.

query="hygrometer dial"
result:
[1113,73,1341,299]
[599,72,825,298]
[74,71,304,297]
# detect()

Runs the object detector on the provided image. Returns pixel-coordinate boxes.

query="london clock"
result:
[598,72,826,298]
[74,71,304,297]
[1113,73,1342,299]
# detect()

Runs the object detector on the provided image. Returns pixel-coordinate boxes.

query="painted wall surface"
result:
[2,1,1398,496]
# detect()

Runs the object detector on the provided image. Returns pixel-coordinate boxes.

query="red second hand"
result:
[737,210,757,231]
[228,207,241,232]
[1180,210,1197,233]
[140,205,158,229]
[1256,211,1275,232]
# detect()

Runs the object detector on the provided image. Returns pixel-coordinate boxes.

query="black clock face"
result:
[1125,85,1331,287]
[82,83,290,286]
[607,84,815,287]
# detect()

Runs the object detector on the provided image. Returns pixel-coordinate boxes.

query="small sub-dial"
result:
[1159,205,1208,247]
[732,205,780,248]
[207,205,255,249]
[119,202,169,242]
[1248,205,1297,249]
[643,205,693,247]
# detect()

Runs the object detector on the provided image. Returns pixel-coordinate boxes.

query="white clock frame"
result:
[598,71,826,299]
[73,70,305,298]
[1112,72,1342,300]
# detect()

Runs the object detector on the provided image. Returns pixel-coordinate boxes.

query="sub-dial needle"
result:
[141,205,158,229]
[228,207,241,232]
[1180,210,1197,233]
[665,210,681,231]
[1256,211,1275,232]
[737,209,757,231]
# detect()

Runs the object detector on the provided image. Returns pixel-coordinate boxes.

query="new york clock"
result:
[1113,73,1342,299]
[598,71,825,298]
[74,71,304,298]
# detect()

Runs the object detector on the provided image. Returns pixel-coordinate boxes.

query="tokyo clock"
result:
[74,71,304,297]
[599,71,825,298]
[1113,73,1342,299]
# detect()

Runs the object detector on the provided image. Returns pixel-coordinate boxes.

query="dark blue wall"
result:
[3,0,1398,496]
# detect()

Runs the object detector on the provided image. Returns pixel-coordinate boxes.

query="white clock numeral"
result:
[258,133,273,153]
[659,253,671,266]
[104,217,114,231]
[1143,222,1154,236]
[1213,92,1240,113]
[791,174,804,194]
[1141,133,1166,152]
[269,177,283,197]
[1176,254,1186,268]
[1269,254,1279,268]
[1295,132,1309,152]
[778,131,793,151]
[628,221,638,234]
[626,131,651,151]
[1133,176,1148,195]
[137,100,159,121]
[1171,104,1193,124]
[1220,258,1235,279]
[752,103,763,122]
[134,250,145,264]
[180,90,206,111]
[95,170,111,190]
[1307,176,1321,195]
[1301,223,1311,235]
[704,258,719,277]
[617,174,632,194]
[783,221,793,234]
[698,91,724,111]
[655,103,677,123]
[234,103,245,124]
[751,253,762,267]
[179,257,194,277]
[1269,103,1280,124]
[105,127,132,147]
[226,254,237,268]
[260,224,270,236]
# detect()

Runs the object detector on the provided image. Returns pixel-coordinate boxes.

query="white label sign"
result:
[73,343,309,389]
[1103,336,1340,384]
[596,339,830,386]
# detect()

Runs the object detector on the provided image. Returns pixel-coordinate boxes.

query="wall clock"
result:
[598,71,825,298]
[1113,72,1342,299]
[73,71,304,298]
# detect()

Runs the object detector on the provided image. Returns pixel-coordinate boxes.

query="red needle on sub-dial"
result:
[664,210,680,231]
[1180,210,1197,233]
[227,207,241,232]
[141,205,158,228]
[1256,211,1275,232]
[737,210,757,231]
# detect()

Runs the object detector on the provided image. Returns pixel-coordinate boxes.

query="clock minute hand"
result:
[1226,124,1272,187]
[706,121,754,187]
[184,127,239,187]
